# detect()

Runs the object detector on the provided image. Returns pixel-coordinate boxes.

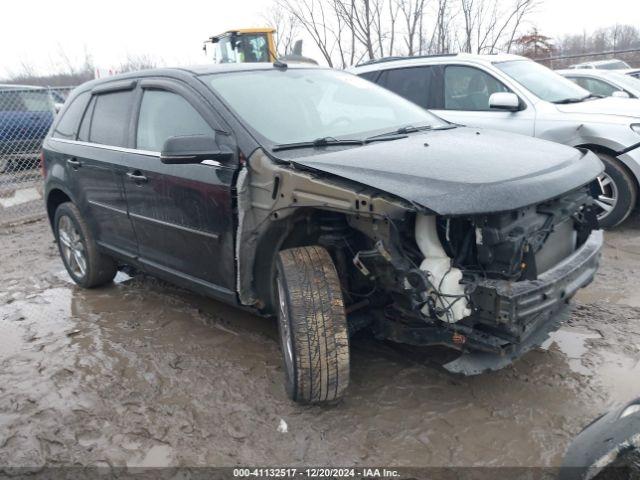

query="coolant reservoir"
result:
[415,215,471,323]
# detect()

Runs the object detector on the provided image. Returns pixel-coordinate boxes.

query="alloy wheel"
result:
[594,172,618,221]
[277,275,294,380]
[58,215,87,279]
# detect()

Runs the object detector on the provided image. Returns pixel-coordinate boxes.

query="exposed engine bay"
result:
[236,149,603,374]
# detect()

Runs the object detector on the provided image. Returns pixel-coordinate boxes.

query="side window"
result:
[136,90,214,152]
[583,78,618,97]
[89,90,134,147]
[53,92,90,140]
[377,66,436,109]
[444,65,510,111]
[569,77,589,89]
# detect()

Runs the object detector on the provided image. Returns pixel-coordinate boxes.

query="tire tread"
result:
[277,246,349,404]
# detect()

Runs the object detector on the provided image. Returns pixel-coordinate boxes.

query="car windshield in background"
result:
[496,60,591,103]
[599,60,631,70]
[203,69,446,145]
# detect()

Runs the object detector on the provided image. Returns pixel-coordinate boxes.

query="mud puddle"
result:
[0,217,639,467]
[541,328,602,376]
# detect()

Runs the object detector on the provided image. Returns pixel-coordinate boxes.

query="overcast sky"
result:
[2,0,640,78]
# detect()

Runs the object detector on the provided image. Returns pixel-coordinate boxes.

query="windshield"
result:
[496,60,590,103]
[214,33,270,63]
[599,60,630,70]
[203,69,446,145]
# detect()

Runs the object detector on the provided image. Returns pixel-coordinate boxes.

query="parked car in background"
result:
[569,59,631,70]
[557,68,640,99]
[0,85,58,173]
[353,53,640,228]
[43,64,602,403]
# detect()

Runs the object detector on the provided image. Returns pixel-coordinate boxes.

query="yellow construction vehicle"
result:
[203,28,277,64]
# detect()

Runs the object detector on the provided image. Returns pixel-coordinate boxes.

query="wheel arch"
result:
[251,208,354,315]
[45,186,74,228]
[576,143,640,193]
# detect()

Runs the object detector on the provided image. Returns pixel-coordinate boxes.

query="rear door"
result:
[121,79,238,300]
[69,82,139,258]
[430,64,535,136]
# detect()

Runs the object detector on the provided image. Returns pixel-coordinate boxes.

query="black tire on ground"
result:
[275,246,350,404]
[594,152,638,229]
[54,202,117,288]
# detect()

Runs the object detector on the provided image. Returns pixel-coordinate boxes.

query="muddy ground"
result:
[0,214,639,468]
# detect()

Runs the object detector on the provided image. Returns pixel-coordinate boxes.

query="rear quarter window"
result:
[89,90,134,147]
[53,92,90,140]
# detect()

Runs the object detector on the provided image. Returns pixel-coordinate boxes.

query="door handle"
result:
[126,171,148,183]
[66,157,81,169]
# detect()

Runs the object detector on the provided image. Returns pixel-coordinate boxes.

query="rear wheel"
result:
[275,246,350,404]
[593,153,637,228]
[54,202,117,288]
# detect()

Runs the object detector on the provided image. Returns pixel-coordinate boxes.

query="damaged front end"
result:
[236,149,603,376]
[363,187,603,375]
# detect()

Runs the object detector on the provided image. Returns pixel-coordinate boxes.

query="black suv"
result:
[43,64,603,403]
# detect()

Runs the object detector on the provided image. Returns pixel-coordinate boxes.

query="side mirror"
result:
[160,134,233,165]
[489,92,521,112]
[612,90,630,99]
[54,102,64,114]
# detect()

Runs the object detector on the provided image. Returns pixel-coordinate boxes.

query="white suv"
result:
[352,53,640,227]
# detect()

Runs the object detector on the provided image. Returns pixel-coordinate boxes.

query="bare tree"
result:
[396,0,427,56]
[274,0,540,66]
[553,24,640,69]
[432,0,453,54]
[262,4,301,55]
[277,0,338,67]
[387,0,401,55]
[119,54,160,73]
[456,0,538,54]
[333,0,381,61]
[460,0,475,52]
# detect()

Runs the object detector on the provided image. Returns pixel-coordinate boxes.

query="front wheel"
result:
[592,153,637,228]
[275,246,350,404]
[54,202,117,288]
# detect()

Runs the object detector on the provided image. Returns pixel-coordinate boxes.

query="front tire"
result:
[54,202,117,288]
[275,246,350,404]
[593,153,637,228]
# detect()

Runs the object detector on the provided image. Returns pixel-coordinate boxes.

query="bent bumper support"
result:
[446,229,603,375]
[376,230,603,376]
[442,305,570,375]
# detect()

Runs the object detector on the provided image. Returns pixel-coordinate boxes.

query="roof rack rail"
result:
[356,53,459,67]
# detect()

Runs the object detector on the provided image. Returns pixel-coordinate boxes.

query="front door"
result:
[430,64,535,136]
[122,84,237,299]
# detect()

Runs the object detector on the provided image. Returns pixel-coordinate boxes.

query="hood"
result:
[555,97,640,119]
[281,127,603,215]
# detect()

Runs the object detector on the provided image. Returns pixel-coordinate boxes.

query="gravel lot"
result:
[0,214,639,468]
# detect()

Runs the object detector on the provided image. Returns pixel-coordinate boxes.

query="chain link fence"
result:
[0,86,73,226]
